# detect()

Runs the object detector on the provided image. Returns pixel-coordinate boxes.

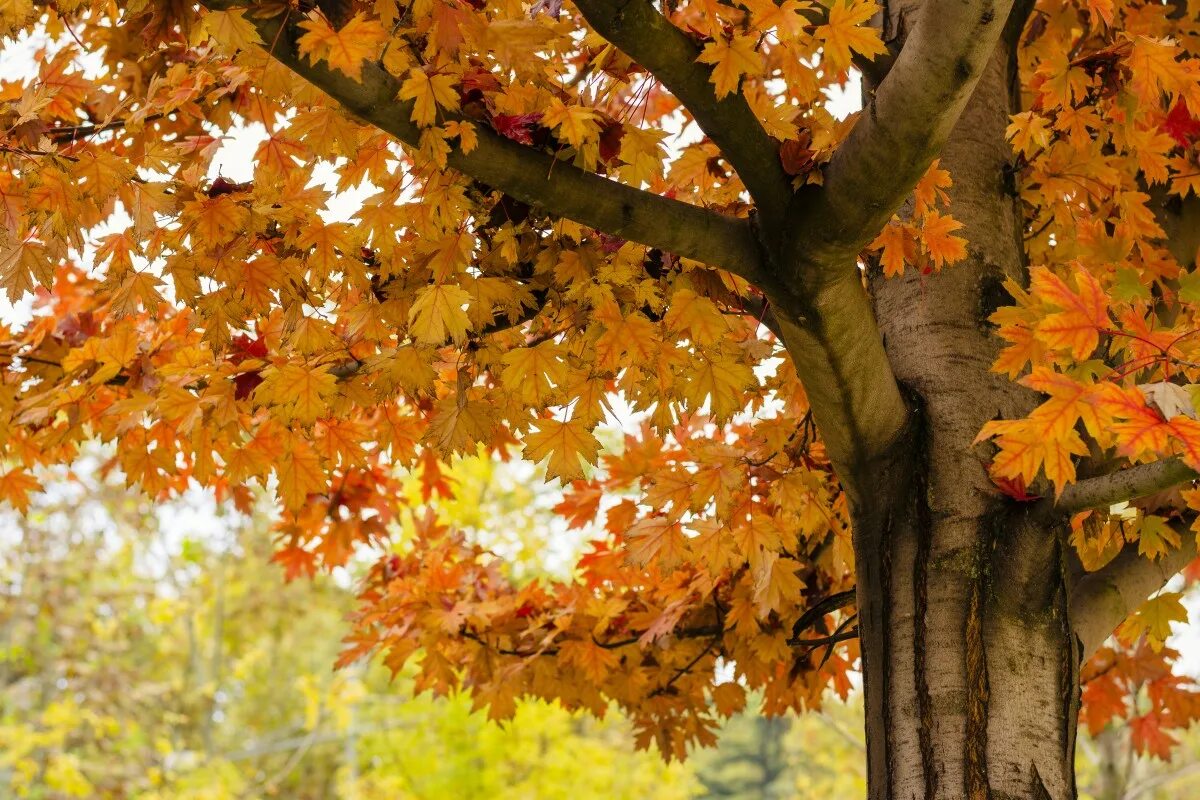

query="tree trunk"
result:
[850,14,1084,798]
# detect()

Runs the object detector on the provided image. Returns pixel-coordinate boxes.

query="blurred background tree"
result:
[2,447,1199,799]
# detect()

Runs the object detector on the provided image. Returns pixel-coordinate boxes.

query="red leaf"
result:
[779,131,815,176]
[1163,99,1200,148]
[1130,713,1177,760]
[492,112,542,145]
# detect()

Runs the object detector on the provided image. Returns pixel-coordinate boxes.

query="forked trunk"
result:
[849,15,1084,798]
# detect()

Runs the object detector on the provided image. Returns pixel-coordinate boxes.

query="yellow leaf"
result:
[277,436,326,512]
[443,120,478,153]
[1006,111,1052,157]
[920,211,967,269]
[109,270,165,318]
[501,340,569,405]
[398,69,461,127]
[870,221,913,278]
[626,516,690,571]
[0,468,40,512]
[682,350,754,422]
[697,33,762,99]
[1121,592,1188,652]
[256,362,337,424]
[816,0,886,75]
[297,11,390,81]
[542,99,602,148]
[0,236,55,301]
[522,417,601,482]
[202,8,263,54]
[1135,515,1183,561]
[753,554,806,614]
[409,283,472,345]
[663,289,729,346]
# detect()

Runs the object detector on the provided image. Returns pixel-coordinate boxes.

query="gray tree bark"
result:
[849,10,1085,799]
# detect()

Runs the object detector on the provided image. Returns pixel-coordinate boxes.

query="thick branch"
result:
[571,0,792,220]
[772,281,912,481]
[199,2,765,283]
[1055,457,1199,514]
[763,0,1015,482]
[1070,517,1198,660]
[786,0,1015,268]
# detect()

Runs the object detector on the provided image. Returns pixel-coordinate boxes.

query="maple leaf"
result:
[542,99,602,149]
[1081,672,1128,735]
[202,8,264,53]
[870,221,914,278]
[408,283,473,345]
[522,417,601,482]
[816,0,886,75]
[276,437,326,512]
[1122,592,1188,652]
[255,362,337,425]
[1162,99,1200,147]
[1006,111,1052,156]
[626,516,690,571]
[0,468,41,512]
[920,212,967,269]
[559,640,619,684]
[399,69,461,128]
[501,341,569,405]
[1031,266,1110,360]
[753,554,805,614]
[297,11,391,81]
[1091,384,1172,462]
[1135,515,1182,561]
[1130,714,1178,760]
[663,289,729,346]
[697,33,762,99]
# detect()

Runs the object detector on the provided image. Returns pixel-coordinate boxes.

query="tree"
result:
[4,0,1200,796]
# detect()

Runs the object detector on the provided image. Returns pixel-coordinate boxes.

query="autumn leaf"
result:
[522,417,601,482]
[542,99,602,148]
[871,221,914,278]
[626,516,690,571]
[277,436,326,511]
[297,11,390,81]
[1130,713,1178,760]
[0,468,41,512]
[920,211,967,269]
[1122,592,1188,652]
[255,362,338,424]
[409,283,473,345]
[1031,266,1110,360]
[697,33,762,99]
[816,0,886,75]
[399,69,461,127]
[202,8,263,54]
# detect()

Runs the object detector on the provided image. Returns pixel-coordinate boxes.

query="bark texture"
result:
[853,11,1083,799]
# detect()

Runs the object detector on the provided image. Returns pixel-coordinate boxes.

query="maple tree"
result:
[8,0,1200,796]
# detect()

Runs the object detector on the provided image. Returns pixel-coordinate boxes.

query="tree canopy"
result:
[5,0,1200,779]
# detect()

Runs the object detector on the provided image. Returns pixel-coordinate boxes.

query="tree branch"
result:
[1070,516,1198,660]
[1054,457,1199,515]
[197,2,766,284]
[786,0,1015,269]
[762,0,1014,483]
[571,0,792,221]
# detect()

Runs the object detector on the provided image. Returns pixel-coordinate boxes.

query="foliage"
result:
[2,0,1200,771]
[0,456,696,798]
